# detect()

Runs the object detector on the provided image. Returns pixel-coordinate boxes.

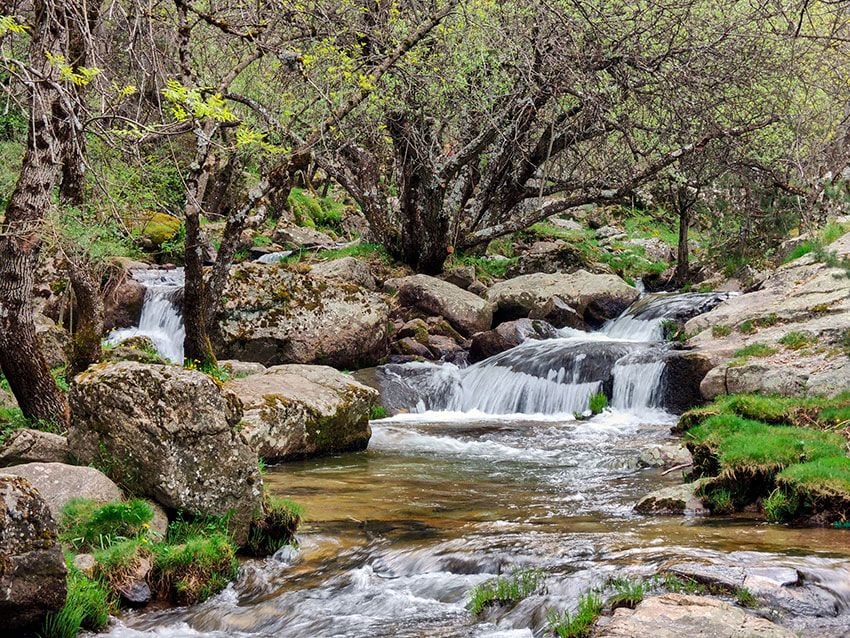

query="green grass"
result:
[245,496,302,556]
[59,498,153,551]
[736,587,758,608]
[467,569,542,615]
[150,532,238,605]
[252,234,273,247]
[732,343,778,359]
[287,187,346,233]
[778,457,850,495]
[589,392,608,415]
[369,405,389,420]
[0,405,30,444]
[547,592,603,638]
[763,488,799,523]
[450,253,518,281]
[281,242,389,266]
[778,331,815,350]
[711,325,732,338]
[39,568,113,638]
[738,320,756,335]
[607,577,646,609]
[164,512,234,545]
[706,488,734,514]
[92,538,149,587]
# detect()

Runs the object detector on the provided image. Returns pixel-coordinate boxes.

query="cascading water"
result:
[106,268,185,363]
[375,293,730,416]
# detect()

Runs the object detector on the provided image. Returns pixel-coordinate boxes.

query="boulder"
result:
[219,360,267,378]
[102,267,146,331]
[527,296,586,330]
[397,318,430,342]
[0,429,69,467]
[138,212,181,245]
[634,481,707,515]
[216,263,389,368]
[68,362,263,541]
[0,476,67,632]
[427,334,465,361]
[629,237,674,263]
[390,274,493,336]
[506,240,589,276]
[598,593,794,637]
[0,462,123,521]
[441,265,477,290]
[547,217,584,232]
[469,319,559,363]
[392,337,433,359]
[637,444,692,469]
[311,256,377,290]
[595,224,626,240]
[486,270,639,325]
[274,225,335,248]
[658,351,715,412]
[35,313,69,369]
[226,365,377,461]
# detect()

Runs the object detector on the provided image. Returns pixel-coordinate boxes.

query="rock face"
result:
[687,234,850,399]
[486,270,639,325]
[0,476,67,632]
[226,365,377,461]
[527,296,586,330]
[103,267,146,331]
[469,319,559,363]
[0,430,69,467]
[598,593,794,637]
[1,462,123,520]
[216,263,389,368]
[68,362,263,540]
[389,274,493,336]
[311,257,378,291]
[635,481,707,515]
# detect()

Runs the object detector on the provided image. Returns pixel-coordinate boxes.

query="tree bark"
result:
[675,206,690,285]
[67,260,104,376]
[0,0,70,427]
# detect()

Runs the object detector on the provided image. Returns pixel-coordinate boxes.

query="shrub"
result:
[369,405,389,420]
[40,568,113,638]
[150,532,238,605]
[784,241,815,262]
[60,499,153,551]
[547,592,603,638]
[589,392,608,415]
[468,569,542,615]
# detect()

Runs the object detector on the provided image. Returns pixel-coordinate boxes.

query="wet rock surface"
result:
[635,481,707,515]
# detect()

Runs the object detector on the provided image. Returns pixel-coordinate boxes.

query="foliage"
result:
[732,343,778,359]
[607,577,646,610]
[150,532,238,605]
[706,488,734,515]
[59,498,154,551]
[245,496,303,556]
[546,592,603,638]
[589,393,608,415]
[467,569,542,615]
[369,405,389,420]
[39,567,113,638]
[778,331,815,350]
[763,488,799,523]
[711,325,732,338]
[736,588,758,608]
[287,187,347,234]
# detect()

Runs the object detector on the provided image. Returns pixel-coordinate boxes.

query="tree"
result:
[0,2,74,426]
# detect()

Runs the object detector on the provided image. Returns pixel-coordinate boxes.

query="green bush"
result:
[738,320,756,335]
[369,405,389,420]
[467,569,542,615]
[40,568,113,638]
[589,392,608,415]
[706,488,734,514]
[60,499,153,551]
[547,592,603,638]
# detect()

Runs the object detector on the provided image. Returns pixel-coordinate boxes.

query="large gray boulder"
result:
[0,462,123,520]
[226,365,377,461]
[0,476,67,633]
[469,319,558,362]
[311,256,378,291]
[216,264,389,368]
[486,270,639,325]
[68,362,263,541]
[598,593,794,637]
[0,429,69,467]
[388,274,493,336]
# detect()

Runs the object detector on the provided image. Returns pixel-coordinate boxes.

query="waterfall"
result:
[375,291,733,416]
[106,268,185,363]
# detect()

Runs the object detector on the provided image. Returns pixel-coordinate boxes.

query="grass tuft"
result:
[547,592,603,638]
[60,499,153,551]
[39,568,113,638]
[589,392,608,415]
[151,532,238,605]
[732,343,777,359]
[467,569,542,615]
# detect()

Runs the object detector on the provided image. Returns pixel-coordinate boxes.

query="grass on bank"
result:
[677,393,850,524]
[547,592,603,638]
[467,569,542,615]
[40,566,114,638]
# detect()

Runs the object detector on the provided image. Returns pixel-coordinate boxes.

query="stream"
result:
[104,284,850,637]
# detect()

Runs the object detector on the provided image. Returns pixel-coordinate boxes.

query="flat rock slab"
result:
[0,429,69,467]
[597,593,795,637]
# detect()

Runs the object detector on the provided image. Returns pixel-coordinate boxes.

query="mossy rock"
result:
[139,212,181,245]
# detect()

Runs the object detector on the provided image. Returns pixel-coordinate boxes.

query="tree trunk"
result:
[182,124,218,366]
[0,0,70,427]
[67,260,104,376]
[675,206,690,285]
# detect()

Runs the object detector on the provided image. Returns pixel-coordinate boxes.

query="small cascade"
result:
[375,291,734,416]
[255,250,293,264]
[106,268,185,363]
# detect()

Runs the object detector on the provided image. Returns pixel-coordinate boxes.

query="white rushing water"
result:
[106,268,185,363]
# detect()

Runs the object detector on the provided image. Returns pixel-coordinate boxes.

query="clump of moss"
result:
[732,343,777,359]
[60,498,153,551]
[40,566,114,638]
[778,331,815,350]
[150,532,238,605]
[712,325,732,338]
[468,569,542,615]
